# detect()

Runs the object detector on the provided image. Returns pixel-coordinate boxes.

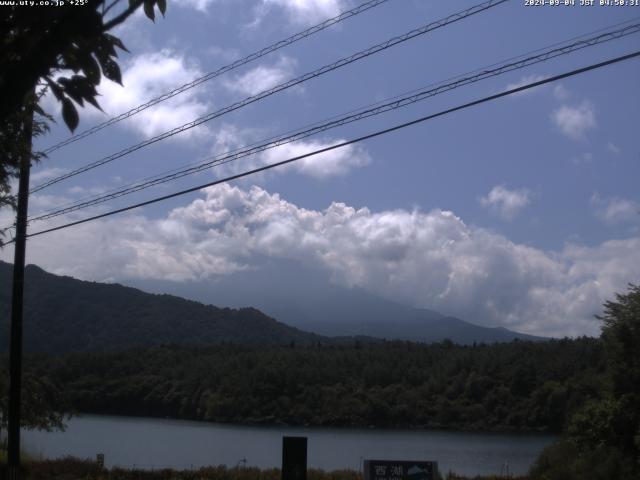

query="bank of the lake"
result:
[6,457,531,480]
[23,415,556,477]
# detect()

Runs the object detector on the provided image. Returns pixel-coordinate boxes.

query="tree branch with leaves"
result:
[0,0,166,218]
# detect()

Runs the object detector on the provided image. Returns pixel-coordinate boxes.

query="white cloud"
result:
[4,185,640,338]
[224,56,296,96]
[178,0,218,13]
[570,152,593,166]
[257,0,347,26]
[551,101,596,140]
[30,167,67,183]
[27,192,74,213]
[67,185,109,197]
[207,45,241,62]
[480,185,531,220]
[591,193,640,225]
[40,50,212,140]
[553,84,570,101]
[260,138,371,178]
[210,124,371,179]
[607,142,621,154]
[504,74,547,96]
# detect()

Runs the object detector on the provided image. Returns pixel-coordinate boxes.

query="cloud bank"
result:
[4,185,640,338]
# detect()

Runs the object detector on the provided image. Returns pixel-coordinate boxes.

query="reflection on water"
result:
[23,415,556,476]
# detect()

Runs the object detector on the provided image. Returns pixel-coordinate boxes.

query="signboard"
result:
[363,460,437,480]
[282,436,307,480]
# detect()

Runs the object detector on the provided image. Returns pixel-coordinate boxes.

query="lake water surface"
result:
[23,415,556,476]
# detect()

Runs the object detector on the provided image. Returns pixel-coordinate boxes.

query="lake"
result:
[23,415,556,477]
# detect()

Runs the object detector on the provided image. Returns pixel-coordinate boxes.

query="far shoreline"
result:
[52,412,561,437]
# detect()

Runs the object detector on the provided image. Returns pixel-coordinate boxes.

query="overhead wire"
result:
[30,0,509,193]
[13,49,639,242]
[26,21,640,223]
[41,0,391,155]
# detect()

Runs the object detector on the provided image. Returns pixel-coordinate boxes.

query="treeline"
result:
[27,337,606,432]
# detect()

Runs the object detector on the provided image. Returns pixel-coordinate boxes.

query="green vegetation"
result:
[1,268,636,476]
[4,457,352,480]
[529,284,640,480]
[25,337,604,432]
[0,0,167,222]
[3,457,526,480]
[0,365,68,446]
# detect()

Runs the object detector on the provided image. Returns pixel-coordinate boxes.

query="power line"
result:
[34,15,640,219]
[27,21,640,223]
[41,0,391,155]
[24,14,640,226]
[17,49,640,242]
[30,21,640,220]
[30,0,508,193]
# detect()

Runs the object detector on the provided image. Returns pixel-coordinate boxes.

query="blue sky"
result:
[2,0,639,337]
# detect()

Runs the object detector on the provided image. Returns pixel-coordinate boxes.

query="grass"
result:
[0,449,42,464]
[0,457,530,480]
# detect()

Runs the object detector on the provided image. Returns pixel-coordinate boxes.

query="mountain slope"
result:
[126,259,546,344]
[0,261,325,353]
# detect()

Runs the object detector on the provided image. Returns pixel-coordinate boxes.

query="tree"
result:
[0,0,167,214]
[0,92,51,244]
[0,0,168,438]
[532,284,640,479]
[0,366,68,447]
[599,284,640,400]
[594,284,640,463]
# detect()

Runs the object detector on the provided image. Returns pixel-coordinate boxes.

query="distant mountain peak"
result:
[0,261,546,352]
[122,260,548,345]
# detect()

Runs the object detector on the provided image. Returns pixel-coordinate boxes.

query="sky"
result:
[1,0,640,337]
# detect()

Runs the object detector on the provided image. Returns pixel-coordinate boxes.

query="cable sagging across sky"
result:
[41,0,391,155]
[26,21,640,223]
[31,0,509,194]
[18,49,640,241]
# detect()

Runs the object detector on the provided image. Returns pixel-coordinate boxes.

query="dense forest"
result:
[24,337,605,433]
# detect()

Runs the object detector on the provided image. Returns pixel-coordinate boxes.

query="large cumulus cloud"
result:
[3,184,639,337]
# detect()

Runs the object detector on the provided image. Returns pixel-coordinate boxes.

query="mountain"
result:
[0,261,544,353]
[125,259,546,344]
[0,261,326,353]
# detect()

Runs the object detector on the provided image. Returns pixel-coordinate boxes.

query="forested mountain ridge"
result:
[0,261,325,353]
[29,338,606,432]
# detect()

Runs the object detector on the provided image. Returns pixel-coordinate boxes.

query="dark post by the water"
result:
[6,99,33,480]
[282,436,307,480]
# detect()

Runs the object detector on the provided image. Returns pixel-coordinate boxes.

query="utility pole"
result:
[6,100,34,480]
